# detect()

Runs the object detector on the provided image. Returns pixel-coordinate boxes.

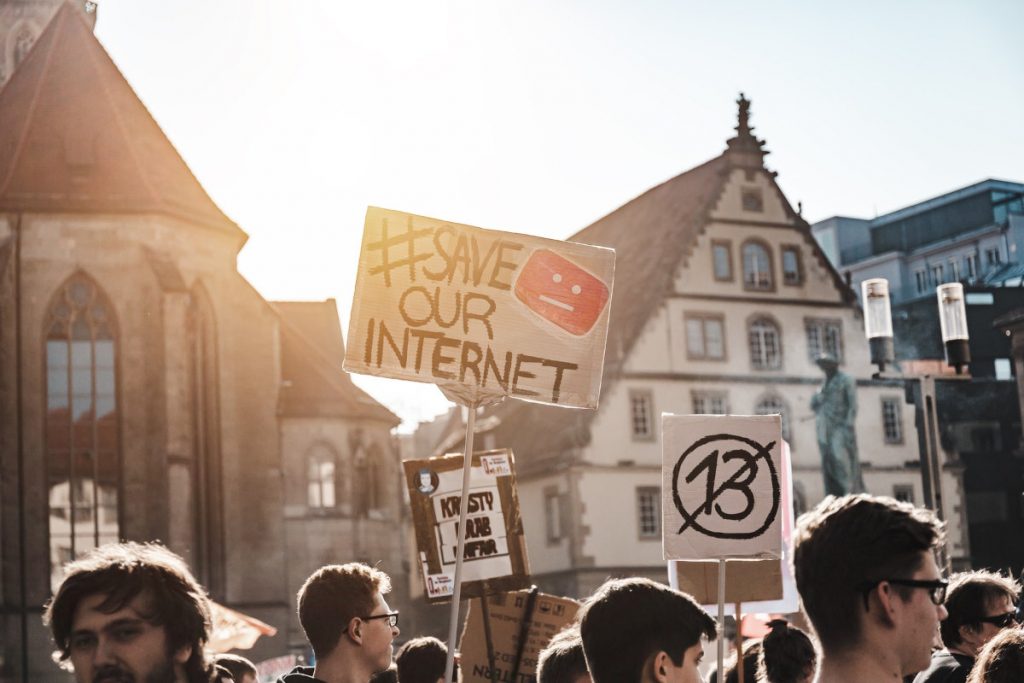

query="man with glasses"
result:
[793,494,947,682]
[278,563,400,683]
[914,570,1021,683]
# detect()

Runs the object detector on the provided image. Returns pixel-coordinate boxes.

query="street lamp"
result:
[937,283,971,374]
[863,278,895,374]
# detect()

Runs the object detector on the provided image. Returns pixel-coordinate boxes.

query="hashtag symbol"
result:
[367,215,434,286]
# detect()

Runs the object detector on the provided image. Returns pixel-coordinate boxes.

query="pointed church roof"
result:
[0,2,244,240]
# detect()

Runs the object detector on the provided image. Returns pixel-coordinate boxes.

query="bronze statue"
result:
[811,353,866,495]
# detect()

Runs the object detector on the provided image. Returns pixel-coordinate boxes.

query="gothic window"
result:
[307,444,336,509]
[755,394,791,444]
[742,240,773,291]
[748,316,782,370]
[45,274,119,592]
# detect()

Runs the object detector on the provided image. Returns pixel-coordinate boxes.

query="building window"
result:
[692,391,728,415]
[881,397,903,444]
[742,241,773,291]
[930,263,945,285]
[307,444,336,508]
[985,247,1002,267]
[630,390,654,440]
[636,487,661,539]
[781,246,802,286]
[915,269,927,294]
[712,240,733,281]
[741,187,764,212]
[948,259,960,282]
[45,274,120,592]
[965,253,979,279]
[893,484,915,504]
[685,313,725,360]
[544,488,562,543]
[748,317,782,370]
[805,318,843,364]
[754,394,791,444]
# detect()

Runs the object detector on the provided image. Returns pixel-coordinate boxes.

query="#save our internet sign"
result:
[344,207,615,408]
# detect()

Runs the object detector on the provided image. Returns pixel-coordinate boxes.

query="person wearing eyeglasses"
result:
[793,494,947,683]
[277,563,400,683]
[913,570,1021,683]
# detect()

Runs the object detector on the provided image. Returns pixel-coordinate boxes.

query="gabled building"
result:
[0,5,403,680]
[471,97,967,598]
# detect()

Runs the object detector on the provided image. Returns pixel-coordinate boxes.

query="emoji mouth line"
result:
[538,295,575,312]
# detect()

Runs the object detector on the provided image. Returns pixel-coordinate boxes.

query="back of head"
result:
[395,636,449,683]
[792,494,942,653]
[214,653,257,683]
[43,542,213,680]
[713,640,761,683]
[758,620,816,683]
[537,625,589,683]
[579,577,716,683]
[966,628,1024,683]
[370,665,399,683]
[940,570,1021,649]
[297,563,391,660]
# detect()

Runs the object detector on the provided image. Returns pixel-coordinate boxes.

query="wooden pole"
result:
[443,403,477,683]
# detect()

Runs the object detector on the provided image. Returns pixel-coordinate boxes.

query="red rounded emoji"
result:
[514,249,610,336]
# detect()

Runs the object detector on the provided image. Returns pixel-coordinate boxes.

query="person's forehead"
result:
[71,591,150,631]
[984,593,1015,615]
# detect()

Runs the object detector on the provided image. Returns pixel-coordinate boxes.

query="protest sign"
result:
[672,559,783,604]
[344,207,615,408]
[460,589,580,683]
[404,450,529,603]
[662,414,783,560]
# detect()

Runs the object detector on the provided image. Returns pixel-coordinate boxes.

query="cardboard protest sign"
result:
[344,207,615,408]
[662,414,783,560]
[672,560,783,604]
[460,589,579,683]
[404,450,529,603]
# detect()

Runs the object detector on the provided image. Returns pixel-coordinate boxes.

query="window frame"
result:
[711,239,734,282]
[543,487,562,544]
[684,312,727,361]
[748,315,783,370]
[691,390,729,415]
[754,393,791,444]
[306,443,338,510]
[893,484,915,504]
[915,269,928,294]
[804,317,844,365]
[881,397,904,445]
[629,389,655,442]
[781,244,803,286]
[636,486,661,540]
[741,186,765,213]
[741,239,775,292]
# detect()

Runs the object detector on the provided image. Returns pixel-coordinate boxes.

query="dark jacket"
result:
[912,649,974,683]
[275,665,327,683]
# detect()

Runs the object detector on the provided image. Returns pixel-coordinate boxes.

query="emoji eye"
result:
[552,273,562,283]
[571,285,582,295]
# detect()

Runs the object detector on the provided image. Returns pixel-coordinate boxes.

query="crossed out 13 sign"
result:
[662,414,783,561]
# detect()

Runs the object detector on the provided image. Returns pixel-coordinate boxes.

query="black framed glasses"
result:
[977,612,1019,629]
[362,611,399,628]
[858,578,948,608]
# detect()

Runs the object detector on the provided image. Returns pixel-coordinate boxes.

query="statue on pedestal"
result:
[811,353,866,496]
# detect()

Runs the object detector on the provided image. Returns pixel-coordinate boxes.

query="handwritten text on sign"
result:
[662,414,783,561]
[344,207,615,408]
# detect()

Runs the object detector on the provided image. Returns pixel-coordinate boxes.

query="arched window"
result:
[307,444,336,509]
[755,394,791,444]
[742,241,773,291]
[45,274,119,591]
[748,317,782,370]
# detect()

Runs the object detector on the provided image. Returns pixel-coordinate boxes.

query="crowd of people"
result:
[43,493,1022,683]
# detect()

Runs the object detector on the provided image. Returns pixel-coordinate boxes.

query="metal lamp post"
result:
[863,278,895,375]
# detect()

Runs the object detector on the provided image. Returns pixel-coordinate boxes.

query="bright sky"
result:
[92,0,1024,431]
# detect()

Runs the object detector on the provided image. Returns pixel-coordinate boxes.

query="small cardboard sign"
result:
[662,414,783,560]
[404,450,529,603]
[344,207,615,408]
[672,560,783,604]
[459,590,580,683]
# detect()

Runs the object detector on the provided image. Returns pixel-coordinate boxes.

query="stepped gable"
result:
[275,300,398,424]
[0,2,244,241]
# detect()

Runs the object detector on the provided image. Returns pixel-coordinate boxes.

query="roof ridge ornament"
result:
[725,92,769,169]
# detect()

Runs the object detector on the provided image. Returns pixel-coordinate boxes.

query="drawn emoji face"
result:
[514,249,610,336]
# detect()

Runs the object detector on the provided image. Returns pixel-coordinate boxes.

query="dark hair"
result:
[940,570,1021,648]
[537,626,589,683]
[579,577,716,683]
[43,542,214,681]
[370,665,399,683]
[792,494,943,653]
[712,640,760,683]
[214,653,257,681]
[395,636,451,683]
[966,628,1024,683]
[758,620,816,683]
[297,563,391,659]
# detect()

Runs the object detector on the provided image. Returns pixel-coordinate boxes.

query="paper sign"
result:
[404,450,529,603]
[344,207,615,408]
[459,590,580,683]
[662,414,783,560]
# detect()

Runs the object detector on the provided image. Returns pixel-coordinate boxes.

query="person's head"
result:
[815,354,839,377]
[296,563,398,673]
[713,640,760,683]
[940,570,1021,657]
[369,665,399,683]
[214,654,258,683]
[43,541,214,683]
[965,627,1024,683]
[395,636,452,683]
[758,620,817,683]
[793,494,945,674]
[537,626,590,683]
[579,577,716,683]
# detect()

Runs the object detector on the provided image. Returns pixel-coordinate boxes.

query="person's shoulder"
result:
[912,650,972,683]
[274,665,323,683]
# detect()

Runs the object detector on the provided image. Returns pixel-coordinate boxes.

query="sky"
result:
[90,0,1024,430]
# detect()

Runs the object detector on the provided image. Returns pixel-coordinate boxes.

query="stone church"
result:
[0,3,406,680]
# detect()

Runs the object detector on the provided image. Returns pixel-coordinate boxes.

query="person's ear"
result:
[872,582,900,627]
[959,623,983,648]
[347,617,363,645]
[650,651,673,683]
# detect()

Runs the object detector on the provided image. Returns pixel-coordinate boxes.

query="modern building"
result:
[0,6,405,681]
